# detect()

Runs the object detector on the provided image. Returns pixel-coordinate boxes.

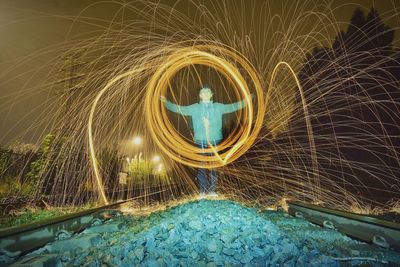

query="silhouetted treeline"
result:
[298,8,400,203]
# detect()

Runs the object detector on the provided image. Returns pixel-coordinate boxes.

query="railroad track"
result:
[0,186,173,265]
[1,198,399,265]
[287,201,400,252]
[0,199,128,263]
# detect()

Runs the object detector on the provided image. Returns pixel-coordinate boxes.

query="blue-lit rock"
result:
[188,220,203,231]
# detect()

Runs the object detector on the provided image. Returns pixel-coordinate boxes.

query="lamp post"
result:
[131,136,143,185]
[132,135,142,163]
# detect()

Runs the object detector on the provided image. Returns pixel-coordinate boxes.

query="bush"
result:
[0,176,34,198]
[127,159,169,186]
[26,134,55,183]
[0,149,12,176]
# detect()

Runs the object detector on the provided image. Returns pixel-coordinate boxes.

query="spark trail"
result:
[0,0,399,213]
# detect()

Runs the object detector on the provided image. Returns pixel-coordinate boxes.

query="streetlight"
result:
[132,136,142,146]
[132,136,142,162]
[152,155,161,162]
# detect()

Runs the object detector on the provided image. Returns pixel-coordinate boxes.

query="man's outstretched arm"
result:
[222,94,254,114]
[160,96,194,116]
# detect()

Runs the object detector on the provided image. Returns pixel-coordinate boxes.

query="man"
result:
[160,87,251,197]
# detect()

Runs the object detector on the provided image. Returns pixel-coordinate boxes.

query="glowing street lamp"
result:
[152,155,161,162]
[132,136,142,146]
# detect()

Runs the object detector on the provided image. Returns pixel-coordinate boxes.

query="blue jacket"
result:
[165,99,247,143]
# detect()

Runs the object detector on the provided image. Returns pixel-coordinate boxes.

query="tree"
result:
[0,148,12,178]
[297,8,400,203]
[26,134,55,185]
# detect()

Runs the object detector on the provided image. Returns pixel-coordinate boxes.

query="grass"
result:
[0,203,96,229]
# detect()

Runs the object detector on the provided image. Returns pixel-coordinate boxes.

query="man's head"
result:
[199,87,213,102]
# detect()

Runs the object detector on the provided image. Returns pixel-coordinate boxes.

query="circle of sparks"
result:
[145,45,265,169]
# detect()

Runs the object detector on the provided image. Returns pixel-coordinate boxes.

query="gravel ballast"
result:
[18,199,400,266]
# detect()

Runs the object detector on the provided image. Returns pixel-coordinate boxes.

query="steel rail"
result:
[287,201,400,252]
[0,188,170,259]
[0,200,128,257]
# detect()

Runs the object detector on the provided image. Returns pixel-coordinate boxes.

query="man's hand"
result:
[160,95,167,103]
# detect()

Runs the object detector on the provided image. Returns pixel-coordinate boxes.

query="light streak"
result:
[3,1,399,212]
[267,61,320,199]
[145,45,264,168]
[88,67,148,204]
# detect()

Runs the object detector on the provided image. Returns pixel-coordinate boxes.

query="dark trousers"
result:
[196,140,221,194]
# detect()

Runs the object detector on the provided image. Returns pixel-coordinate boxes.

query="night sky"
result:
[0,0,399,145]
